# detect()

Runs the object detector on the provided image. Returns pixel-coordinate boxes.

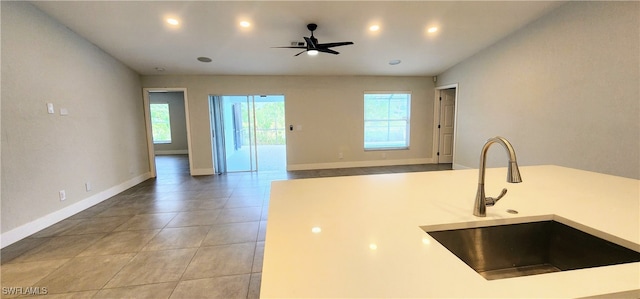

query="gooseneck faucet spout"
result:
[473,136,522,217]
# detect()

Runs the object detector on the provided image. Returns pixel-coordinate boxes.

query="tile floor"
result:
[1,155,451,298]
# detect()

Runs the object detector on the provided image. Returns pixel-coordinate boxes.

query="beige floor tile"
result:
[93,281,177,299]
[17,290,98,299]
[252,242,264,273]
[181,243,255,280]
[261,204,269,220]
[248,273,262,299]
[191,198,228,210]
[21,290,98,298]
[258,220,267,241]
[215,207,262,224]
[157,190,229,202]
[190,191,232,201]
[140,200,190,213]
[1,238,49,265]
[1,259,69,288]
[36,253,134,294]
[166,210,221,227]
[114,213,176,231]
[104,248,196,288]
[93,203,144,217]
[60,216,132,235]
[202,222,259,246]
[231,187,267,197]
[170,274,250,299]
[152,199,220,212]
[224,196,263,208]
[67,200,117,220]
[78,230,159,256]
[142,227,210,251]
[29,219,85,238]
[10,234,105,263]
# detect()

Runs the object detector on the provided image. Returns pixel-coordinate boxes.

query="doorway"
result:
[210,95,286,173]
[143,88,194,177]
[433,85,458,164]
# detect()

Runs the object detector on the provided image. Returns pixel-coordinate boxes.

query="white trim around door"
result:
[432,83,459,168]
[142,87,194,177]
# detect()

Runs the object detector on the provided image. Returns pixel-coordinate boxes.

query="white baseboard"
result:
[191,168,214,176]
[0,172,153,249]
[287,158,435,171]
[154,150,188,155]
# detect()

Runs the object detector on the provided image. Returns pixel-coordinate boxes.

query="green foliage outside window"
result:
[364,93,411,149]
[238,101,286,145]
[255,102,286,145]
[150,103,171,144]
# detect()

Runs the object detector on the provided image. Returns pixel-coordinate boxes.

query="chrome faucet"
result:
[473,136,522,217]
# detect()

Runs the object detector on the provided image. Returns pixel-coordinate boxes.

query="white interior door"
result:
[438,88,456,163]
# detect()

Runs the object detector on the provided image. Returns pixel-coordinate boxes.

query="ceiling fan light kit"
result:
[274,23,354,57]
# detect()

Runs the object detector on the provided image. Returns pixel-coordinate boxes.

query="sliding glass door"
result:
[210,95,286,173]
[211,95,257,172]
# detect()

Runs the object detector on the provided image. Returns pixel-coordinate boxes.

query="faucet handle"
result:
[485,188,508,206]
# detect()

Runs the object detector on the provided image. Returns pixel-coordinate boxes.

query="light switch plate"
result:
[47,103,55,114]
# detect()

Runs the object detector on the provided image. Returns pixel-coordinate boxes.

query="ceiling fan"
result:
[274,23,354,56]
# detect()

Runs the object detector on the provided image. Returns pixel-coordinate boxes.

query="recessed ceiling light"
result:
[428,27,438,33]
[389,59,401,65]
[307,50,319,56]
[197,57,212,63]
[240,21,251,28]
[166,18,179,26]
[369,25,380,31]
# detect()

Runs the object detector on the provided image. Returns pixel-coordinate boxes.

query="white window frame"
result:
[363,92,411,150]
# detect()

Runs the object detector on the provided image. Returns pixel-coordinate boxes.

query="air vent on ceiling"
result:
[290,41,305,47]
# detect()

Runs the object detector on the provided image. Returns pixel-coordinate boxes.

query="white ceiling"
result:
[31,1,565,76]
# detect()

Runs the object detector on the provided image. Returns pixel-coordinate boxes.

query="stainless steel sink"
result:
[424,220,640,280]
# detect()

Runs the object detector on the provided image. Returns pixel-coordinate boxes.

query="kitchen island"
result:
[261,165,640,298]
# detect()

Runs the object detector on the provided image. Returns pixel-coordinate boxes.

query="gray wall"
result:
[141,76,436,174]
[1,2,149,240]
[149,92,188,154]
[437,1,639,179]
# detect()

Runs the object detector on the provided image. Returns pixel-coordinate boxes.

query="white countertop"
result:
[261,165,640,298]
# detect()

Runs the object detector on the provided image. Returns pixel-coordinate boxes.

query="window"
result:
[364,93,410,150]
[150,103,172,144]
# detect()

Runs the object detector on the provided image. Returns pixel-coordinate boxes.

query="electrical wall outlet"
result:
[59,190,66,201]
[339,152,343,159]
[85,182,92,192]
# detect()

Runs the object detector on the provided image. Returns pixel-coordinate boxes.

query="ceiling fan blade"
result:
[318,48,339,55]
[294,50,307,56]
[316,41,354,48]
[304,36,316,49]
